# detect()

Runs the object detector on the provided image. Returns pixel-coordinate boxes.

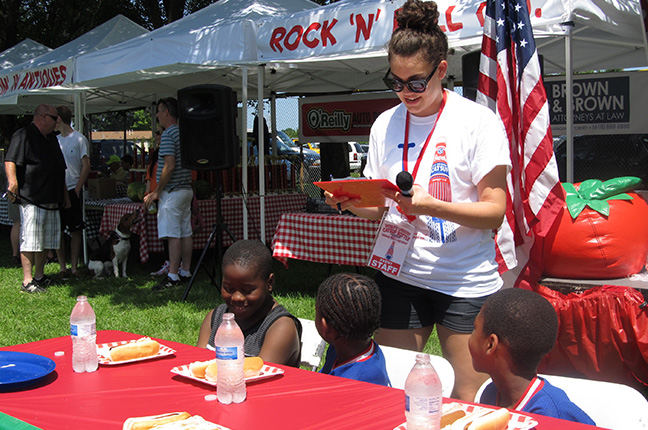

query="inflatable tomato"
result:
[543,178,648,279]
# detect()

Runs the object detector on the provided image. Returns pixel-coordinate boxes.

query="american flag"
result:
[476,0,565,288]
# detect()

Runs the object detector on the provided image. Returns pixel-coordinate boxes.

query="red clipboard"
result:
[314,179,399,207]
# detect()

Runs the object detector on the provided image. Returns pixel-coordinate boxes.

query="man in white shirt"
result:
[56,105,90,278]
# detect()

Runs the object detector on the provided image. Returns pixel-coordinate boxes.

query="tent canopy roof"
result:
[0,39,52,70]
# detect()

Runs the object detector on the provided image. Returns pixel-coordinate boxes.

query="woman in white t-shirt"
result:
[325,0,511,402]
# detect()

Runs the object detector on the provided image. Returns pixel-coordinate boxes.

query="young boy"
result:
[316,273,391,386]
[197,240,302,367]
[469,288,595,425]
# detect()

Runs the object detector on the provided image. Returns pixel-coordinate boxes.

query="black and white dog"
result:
[88,211,140,278]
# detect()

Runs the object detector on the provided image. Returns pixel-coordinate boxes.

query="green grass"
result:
[0,228,441,357]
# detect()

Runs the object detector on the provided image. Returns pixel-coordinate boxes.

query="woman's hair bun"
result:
[396,0,440,34]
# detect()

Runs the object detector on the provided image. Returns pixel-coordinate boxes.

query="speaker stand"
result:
[181,179,235,302]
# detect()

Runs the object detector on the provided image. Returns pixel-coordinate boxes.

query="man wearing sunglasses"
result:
[4,104,70,293]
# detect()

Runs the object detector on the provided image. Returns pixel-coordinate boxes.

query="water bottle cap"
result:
[77,296,88,302]
[223,313,234,321]
[415,353,430,364]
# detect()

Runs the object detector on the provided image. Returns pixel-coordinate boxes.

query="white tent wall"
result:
[0,39,52,70]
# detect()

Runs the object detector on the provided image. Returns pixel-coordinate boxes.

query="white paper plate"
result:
[97,338,176,365]
[170,362,284,386]
[393,402,538,430]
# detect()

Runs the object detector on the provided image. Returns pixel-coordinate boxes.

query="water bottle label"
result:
[215,346,239,360]
[71,323,96,337]
[405,395,441,414]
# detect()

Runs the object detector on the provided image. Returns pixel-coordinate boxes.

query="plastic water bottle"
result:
[215,313,246,404]
[70,296,98,373]
[404,353,442,430]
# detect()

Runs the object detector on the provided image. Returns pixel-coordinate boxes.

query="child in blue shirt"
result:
[316,273,390,386]
[469,288,595,425]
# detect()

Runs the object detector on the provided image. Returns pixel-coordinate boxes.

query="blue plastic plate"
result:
[0,351,56,391]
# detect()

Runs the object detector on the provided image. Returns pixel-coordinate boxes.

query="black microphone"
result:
[396,171,414,197]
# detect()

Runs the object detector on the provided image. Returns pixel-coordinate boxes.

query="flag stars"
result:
[517,21,525,30]
[497,18,505,26]
[514,3,522,12]
[520,39,528,47]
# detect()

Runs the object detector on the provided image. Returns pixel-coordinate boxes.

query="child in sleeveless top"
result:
[197,240,302,367]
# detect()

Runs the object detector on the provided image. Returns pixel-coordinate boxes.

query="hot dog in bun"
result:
[122,411,191,430]
[110,338,160,362]
[204,356,264,382]
[445,407,511,430]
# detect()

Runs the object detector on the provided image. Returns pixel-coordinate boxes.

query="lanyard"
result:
[402,90,447,182]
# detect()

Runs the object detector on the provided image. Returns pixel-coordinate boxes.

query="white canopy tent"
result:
[0,15,150,115]
[73,0,319,244]
[253,0,648,184]
[253,0,648,92]
[0,39,52,70]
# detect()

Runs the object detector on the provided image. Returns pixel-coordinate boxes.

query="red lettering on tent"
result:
[304,23,321,48]
[269,27,287,53]
[285,25,304,51]
[11,74,21,91]
[53,67,61,84]
[0,76,8,95]
[445,6,463,32]
[59,65,67,83]
[353,13,376,43]
[321,19,337,47]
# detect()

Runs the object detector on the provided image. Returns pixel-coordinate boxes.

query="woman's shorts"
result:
[375,272,489,333]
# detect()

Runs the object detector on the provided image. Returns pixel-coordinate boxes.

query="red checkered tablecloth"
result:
[99,194,307,263]
[272,212,380,267]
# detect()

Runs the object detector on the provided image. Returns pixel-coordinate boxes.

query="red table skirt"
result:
[99,194,307,262]
[272,212,380,267]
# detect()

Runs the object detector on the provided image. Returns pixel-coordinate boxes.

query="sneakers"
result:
[153,276,180,291]
[150,260,170,276]
[21,280,47,293]
[33,275,52,287]
[179,273,193,283]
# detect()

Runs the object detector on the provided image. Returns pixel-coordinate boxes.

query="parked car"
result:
[303,142,320,154]
[348,141,367,172]
[90,139,136,172]
[553,134,648,186]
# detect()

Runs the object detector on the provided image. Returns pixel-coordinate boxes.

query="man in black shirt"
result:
[5,104,70,293]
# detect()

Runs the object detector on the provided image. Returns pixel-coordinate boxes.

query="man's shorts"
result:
[20,203,61,252]
[60,190,85,232]
[375,272,490,333]
[157,188,193,239]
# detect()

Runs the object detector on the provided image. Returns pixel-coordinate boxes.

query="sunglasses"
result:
[382,63,439,93]
[45,114,59,121]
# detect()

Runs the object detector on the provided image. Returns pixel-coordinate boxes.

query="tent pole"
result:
[565,21,574,183]
[242,67,249,240]
[74,91,90,265]
[258,65,266,245]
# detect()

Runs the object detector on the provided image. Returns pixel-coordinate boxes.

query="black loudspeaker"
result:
[177,84,239,171]
[320,142,350,182]
[462,50,544,101]
[461,50,481,102]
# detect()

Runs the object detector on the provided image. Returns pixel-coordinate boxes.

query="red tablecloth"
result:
[272,213,380,267]
[0,331,600,430]
[99,194,307,262]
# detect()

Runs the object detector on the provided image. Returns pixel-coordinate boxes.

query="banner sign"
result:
[0,60,73,98]
[544,71,648,135]
[257,0,570,61]
[299,92,400,142]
